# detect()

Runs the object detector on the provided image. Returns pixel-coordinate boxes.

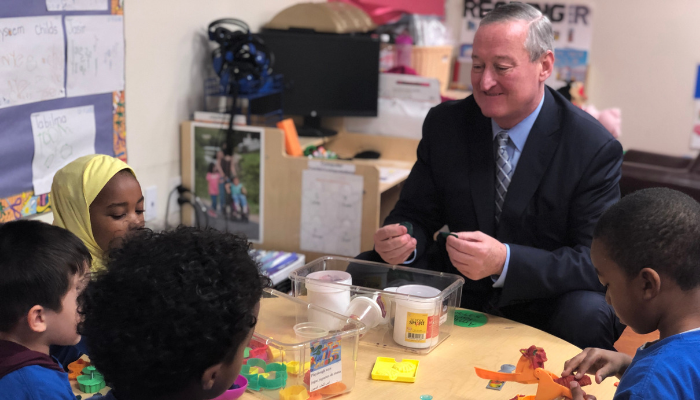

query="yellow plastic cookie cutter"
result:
[371,357,420,383]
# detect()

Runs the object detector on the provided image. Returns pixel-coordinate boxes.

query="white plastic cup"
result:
[294,322,329,366]
[393,285,441,349]
[306,271,352,330]
[294,322,329,342]
[346,296,384,330]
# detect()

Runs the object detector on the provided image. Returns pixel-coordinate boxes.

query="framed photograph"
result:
[181,121,264,243]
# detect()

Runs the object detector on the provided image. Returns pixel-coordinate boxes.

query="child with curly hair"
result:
[80,226,269,400]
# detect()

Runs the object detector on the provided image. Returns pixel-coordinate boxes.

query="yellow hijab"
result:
[51,154,135,273]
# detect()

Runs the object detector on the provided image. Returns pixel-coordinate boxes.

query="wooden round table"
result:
[71,311,619,399]
[241,311,618,400]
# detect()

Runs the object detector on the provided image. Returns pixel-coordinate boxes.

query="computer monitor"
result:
[259,29,380,137]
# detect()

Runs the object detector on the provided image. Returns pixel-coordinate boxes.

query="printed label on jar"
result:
[405,312,428,343]
[427,315,439,339]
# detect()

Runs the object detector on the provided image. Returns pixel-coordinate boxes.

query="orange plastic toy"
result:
[67,358,90,380]
[474,345,589,400]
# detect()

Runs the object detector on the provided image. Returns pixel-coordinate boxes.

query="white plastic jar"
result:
[306,270,352,330]
[392,285,441,349]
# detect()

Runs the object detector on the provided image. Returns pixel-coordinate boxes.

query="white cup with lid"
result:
[305,270,352,330]
[392,285,441,348]
[346,296,384,330]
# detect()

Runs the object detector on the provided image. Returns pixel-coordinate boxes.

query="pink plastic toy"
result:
[211,375,248,400]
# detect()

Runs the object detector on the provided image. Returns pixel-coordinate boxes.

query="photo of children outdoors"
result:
[193,124,263,242]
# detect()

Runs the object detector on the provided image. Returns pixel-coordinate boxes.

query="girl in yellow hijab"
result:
[51,154,145,272]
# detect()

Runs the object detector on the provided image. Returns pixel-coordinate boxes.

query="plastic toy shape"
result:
[267,346,285,361]
[316,382,347,395]
[474,345,591,400]
[246,340,269,361]
[67,358,90,380]
[212,375,248,400]
[279,385,310,400]
[284,361,310,376]
[77,366,106,393]
[241,358,288,391]
[371,357,420,383]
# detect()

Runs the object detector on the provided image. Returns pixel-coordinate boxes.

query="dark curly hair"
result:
[0,220,90,332]
[79,226,270,398]
[594,187,700,290]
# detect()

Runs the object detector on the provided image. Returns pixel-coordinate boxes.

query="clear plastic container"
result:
[243,288,363,399]
[290,256,464,355]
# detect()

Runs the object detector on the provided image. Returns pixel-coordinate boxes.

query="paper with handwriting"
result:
[65,15,125,97]
[31,105,96,194]
[46,0,108,11]
[0,16,65,109]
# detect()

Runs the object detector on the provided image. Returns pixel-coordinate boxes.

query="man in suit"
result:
[361,3,624,350]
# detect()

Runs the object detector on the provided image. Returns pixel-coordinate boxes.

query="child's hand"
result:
[570,381,597,400]
[562,347,632,384]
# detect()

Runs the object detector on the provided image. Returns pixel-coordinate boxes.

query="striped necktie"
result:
[495,130,512,223]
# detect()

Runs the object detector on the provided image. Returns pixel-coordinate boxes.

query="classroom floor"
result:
[614,328,660,356]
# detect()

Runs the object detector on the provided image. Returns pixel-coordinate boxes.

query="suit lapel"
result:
[497,88,562,237]
[468,109,496,236]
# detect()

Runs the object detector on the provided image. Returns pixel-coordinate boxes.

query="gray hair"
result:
[480,2,553,62]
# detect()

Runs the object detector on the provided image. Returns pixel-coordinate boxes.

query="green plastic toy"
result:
[77,366,106,393]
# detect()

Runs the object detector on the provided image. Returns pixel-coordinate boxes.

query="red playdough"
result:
[520,345,548,369]
[554,375,592,387]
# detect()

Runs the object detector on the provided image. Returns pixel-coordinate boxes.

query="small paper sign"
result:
[454,310,488,328]
[309,337,342,392]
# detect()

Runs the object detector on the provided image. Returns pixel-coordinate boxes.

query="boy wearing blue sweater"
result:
[0,220,91,400]
[563,188,700,399]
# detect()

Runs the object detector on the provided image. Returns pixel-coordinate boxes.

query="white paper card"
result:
[309,337,342,392]
[379,167,411,186]
[46,0,108,11]
[31,106,96,194]
[0,16,65,109]
[300,169,363,257]
[65,15,125,97]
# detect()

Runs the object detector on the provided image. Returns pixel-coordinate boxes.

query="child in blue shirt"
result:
[80,226,270,400]
[0,220,91,400]
[562,188,700,400]
[230,176,249,222]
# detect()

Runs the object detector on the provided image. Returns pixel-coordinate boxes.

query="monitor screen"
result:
[259,29,380,118]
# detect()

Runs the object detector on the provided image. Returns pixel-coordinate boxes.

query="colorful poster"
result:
[309,337,342,392]
[459,1,593,88]
[0,16,65,109]
[65,15,125,97]
[31,105,96,194]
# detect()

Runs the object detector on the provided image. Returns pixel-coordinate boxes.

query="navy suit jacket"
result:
[384,87,623,310]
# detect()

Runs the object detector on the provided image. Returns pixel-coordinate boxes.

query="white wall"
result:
[445,0,700,157]
[123,0,318,227]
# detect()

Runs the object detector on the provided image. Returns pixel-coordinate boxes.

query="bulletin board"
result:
[0,0,126,222]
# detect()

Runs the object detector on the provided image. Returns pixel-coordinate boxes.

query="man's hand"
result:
[445,231,507,280]
[374,224,417,265]
[562,348,632,384]
[570,381,597,400]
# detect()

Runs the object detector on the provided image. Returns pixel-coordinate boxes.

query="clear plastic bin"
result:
[243,288,363,400]
[289,257,464,355]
